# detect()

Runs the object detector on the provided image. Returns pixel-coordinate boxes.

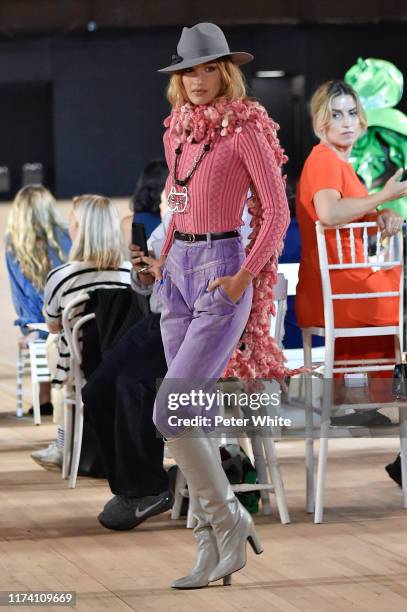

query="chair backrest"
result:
[270,272,288,348]
[315,220,403,335]
[28,339,51,383]
[62,286,136,373]
[62,293,96,369]
[277,262,299,297]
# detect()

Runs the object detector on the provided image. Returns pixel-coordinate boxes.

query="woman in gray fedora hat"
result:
[134,22,290,589]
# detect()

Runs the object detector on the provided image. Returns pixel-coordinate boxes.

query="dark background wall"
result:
[0,22,405,198]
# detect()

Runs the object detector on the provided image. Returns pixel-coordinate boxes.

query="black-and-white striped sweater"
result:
[44,260,131,385]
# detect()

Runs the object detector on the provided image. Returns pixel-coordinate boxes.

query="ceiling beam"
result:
[0,0,406,35]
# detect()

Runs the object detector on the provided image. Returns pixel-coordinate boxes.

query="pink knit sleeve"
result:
[160,130,175,258]
[237,124,290,276]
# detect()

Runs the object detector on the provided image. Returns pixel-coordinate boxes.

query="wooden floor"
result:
[2,201,407,610]
[2,414,407,612]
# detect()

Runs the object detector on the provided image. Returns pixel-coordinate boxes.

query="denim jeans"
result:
[154,236,253,437]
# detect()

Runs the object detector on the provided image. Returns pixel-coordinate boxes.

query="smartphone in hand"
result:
[131,222,149,272]
[401,168,407,182]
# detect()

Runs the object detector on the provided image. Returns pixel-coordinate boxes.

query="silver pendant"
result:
[167,185,188,213]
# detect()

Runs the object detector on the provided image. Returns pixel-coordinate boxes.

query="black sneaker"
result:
[28,402,54,416]
[331,410,392,427]
[101,494,123,513]
[98,490,173,531]
[385,455,402,488]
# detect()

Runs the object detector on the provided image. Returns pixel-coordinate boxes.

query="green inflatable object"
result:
[345,57,403,109]
[345,57,407,217]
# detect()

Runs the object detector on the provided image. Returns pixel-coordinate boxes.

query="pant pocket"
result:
[195,284,242,314]
[217,284,239,306]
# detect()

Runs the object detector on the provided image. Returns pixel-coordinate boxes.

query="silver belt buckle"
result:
[187,233,196,242]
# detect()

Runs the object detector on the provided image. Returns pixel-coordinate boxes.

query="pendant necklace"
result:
[167,141,211,213]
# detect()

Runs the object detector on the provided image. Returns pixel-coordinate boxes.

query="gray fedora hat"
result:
[158,22,253,73]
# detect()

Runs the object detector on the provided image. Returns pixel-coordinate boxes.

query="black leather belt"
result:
[174,230,239,243]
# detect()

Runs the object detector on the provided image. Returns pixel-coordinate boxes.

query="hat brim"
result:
[158,51,253,74]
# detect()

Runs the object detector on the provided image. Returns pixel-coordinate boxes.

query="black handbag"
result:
[392,360,407,399]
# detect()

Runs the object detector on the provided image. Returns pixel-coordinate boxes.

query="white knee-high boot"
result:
[172,490,230,588]
[171,437,231,589]
[166,432,262,587]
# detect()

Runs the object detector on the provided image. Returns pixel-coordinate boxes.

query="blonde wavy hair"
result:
[166,58,248,108]
[69,195,126,270]
[310,80,367,139]
[6,185,67,290]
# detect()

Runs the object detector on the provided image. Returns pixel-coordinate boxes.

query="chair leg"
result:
[305,398,314,514]
[394,331,405,506]
[171,468,195,527]
[238,435,254,464]
[62,395,73,480]
[186,501,196,528]
[399,405,407,509]
[16,347,26,418]
[171,468,187,519]
[262,436,290,524]
[314,377,333,524]
[31,380,41,426]
[395,334,402,364]
[251,436,272,516]
[302,329,314,513]
[68,382,84,488]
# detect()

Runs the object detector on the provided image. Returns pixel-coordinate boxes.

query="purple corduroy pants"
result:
[153,235,253,438]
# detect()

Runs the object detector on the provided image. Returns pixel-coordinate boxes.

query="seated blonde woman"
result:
[31,195,131,470]
[5,185,71,414]
[296,80,407,421]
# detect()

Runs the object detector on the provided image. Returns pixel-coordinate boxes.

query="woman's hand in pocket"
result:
[208,272,250,303]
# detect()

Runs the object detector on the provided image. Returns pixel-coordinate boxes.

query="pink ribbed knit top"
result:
[161,122,290,277]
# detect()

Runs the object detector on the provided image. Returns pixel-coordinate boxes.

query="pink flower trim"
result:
[224,194,303,383]
[165,98,300,383]
[164,98,287,168]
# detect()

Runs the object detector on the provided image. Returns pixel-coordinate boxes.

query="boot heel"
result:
[247,529,263,555]
[223,575,232,586]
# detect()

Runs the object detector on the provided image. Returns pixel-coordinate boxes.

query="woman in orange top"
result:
[296,80,407,366]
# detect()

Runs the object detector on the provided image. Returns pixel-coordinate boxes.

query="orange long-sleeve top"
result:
[161,122,290,277]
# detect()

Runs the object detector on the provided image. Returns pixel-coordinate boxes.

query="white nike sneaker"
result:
[31,441,63,471]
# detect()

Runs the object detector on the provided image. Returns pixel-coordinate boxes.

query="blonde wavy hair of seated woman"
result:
[310,80,368,139]
[6,184,67,290]
[69,194,126,270]
[166,58,248,107]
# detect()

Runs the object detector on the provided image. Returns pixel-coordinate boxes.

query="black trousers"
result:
[82,313,168,498]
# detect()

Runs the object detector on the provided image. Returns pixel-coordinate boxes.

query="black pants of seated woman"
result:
[82,313,171,530]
